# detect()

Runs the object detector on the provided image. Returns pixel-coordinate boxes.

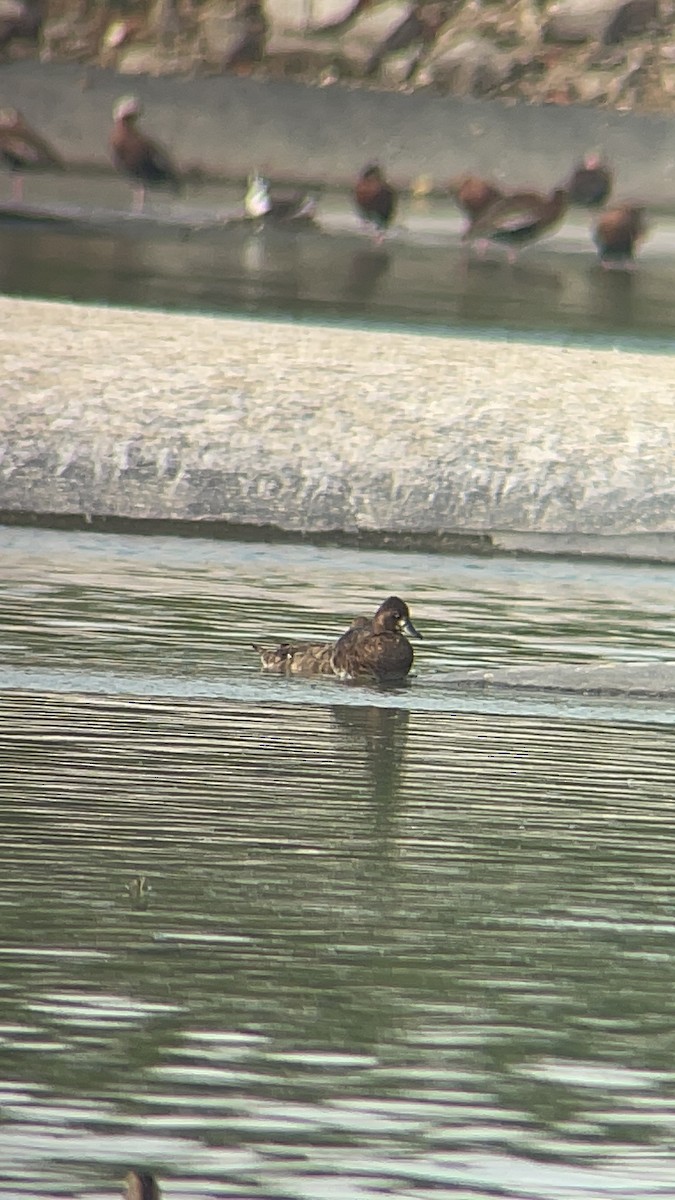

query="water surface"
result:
[1,526,675,1198]
[1,177,674,341]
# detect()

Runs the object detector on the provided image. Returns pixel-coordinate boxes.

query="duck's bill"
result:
[400,617,422,639]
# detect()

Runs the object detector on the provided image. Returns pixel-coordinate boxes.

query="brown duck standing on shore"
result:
[126,1171,160,1199]
[567,152,613,208]
[0,108,63,203]
[332,597,421,682]
[449,174,504,232]
[110,95,181,213]
[463,187,568,263]
[353,164,397,243]
[593,203,648,268]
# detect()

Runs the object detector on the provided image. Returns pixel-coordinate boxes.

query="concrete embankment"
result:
[3,60,675,202]
[2,294,674,547]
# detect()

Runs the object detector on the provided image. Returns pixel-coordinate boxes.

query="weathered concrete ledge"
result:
[3,60,675,201]
[2,294,675,541]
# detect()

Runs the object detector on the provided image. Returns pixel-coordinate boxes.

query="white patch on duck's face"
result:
[0,108,20,128]
[244,173,271,218]
[113,95,142,122]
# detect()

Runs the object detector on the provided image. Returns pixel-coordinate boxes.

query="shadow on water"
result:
[1,205,674,341]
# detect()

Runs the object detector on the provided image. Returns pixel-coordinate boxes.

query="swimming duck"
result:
[110,95,181,213]
[593,203,648,268]
[253,617,368,675]
[125,1170,160,1200]
[0,108,63,203]
[449,174,504,231]
[463,187,568,263]
[332,596,421,683]
[244,172,317,224]
[353,164,397,243]
[567,152,613,207]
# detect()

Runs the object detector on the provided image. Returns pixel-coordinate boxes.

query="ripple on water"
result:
[1,682,675,1197]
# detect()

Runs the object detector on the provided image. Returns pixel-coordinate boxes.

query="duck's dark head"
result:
[375,596,421,639]
[360,163,383,183]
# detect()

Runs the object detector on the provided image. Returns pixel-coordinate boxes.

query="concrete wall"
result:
[3,60,675,199]
[3,296,675,543]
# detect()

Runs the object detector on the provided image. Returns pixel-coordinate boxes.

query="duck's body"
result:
[593,203,647,268]
[353,164,397,243]
[0,108,63,203]
[254,617,368,676]
[244,173,317,223]
[110,95,181,213]
[464,187,568,263]
[567,153,612,208]
[449,174,503,226]
[332,597,421,682]
[125,1170,161,1200]
[254,599,421,683]
[253,639,337,675]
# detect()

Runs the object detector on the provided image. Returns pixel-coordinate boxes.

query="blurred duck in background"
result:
[110,95,181,213]
[0,107,63,203]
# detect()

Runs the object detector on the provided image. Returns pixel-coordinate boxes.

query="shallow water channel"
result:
[3,175,675,340]
[2,525,675,1198]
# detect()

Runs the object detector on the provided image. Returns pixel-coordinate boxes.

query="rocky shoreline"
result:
[2,0,674,114]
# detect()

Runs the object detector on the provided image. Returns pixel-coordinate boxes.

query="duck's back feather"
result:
[332,627,414,681]
[253,640,336,675]
[111,125,180,190]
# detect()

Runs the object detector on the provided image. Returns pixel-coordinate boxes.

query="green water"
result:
[1,176,675,341]
[1,525,675,1198]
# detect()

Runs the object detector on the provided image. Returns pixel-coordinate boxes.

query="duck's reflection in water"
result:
[454,253,564,324]
[0,227,151,307]
[588,260,637,326]
[330,703,409,841]
[239,226,302,306]
[342,247,392,305]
